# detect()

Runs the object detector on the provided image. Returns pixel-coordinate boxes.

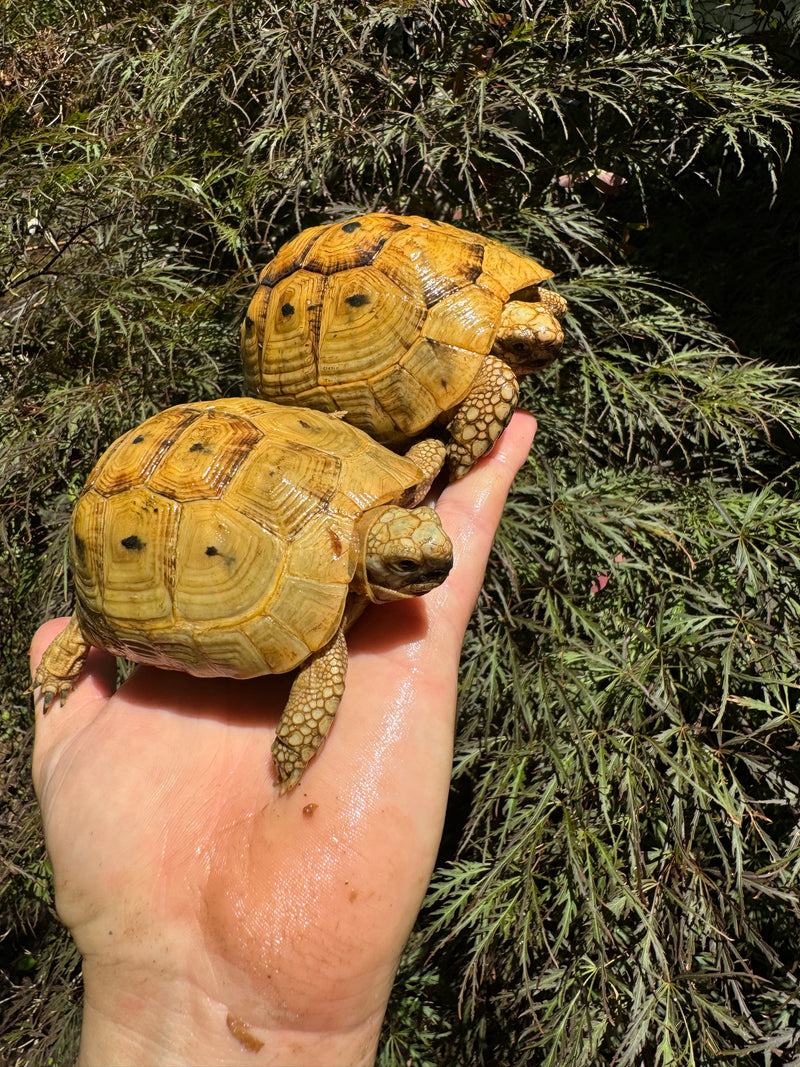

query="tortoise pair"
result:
[32,213,567,791]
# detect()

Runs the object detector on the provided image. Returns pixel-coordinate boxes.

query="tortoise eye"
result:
[393,558,419,572]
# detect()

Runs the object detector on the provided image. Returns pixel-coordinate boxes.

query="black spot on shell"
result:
[298,419,311,429]
[345,293,370,308]
[342,220,362,233]
[244,315,253,330]
[132,435,145,444]
[121,535,145,551]
[281,302,295,317]
[205,546,218,556]
[189,442,211,453]
[73,534,86,561]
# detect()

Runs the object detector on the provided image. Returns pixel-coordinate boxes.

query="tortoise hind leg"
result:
[30,615,92,711]
[271,628,348,794]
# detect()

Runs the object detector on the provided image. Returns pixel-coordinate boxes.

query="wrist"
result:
[77,960,383,1066]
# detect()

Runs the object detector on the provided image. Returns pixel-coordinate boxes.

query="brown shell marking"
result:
[257,222,329,287]
[302,214,405,274]
[72,398,424,678]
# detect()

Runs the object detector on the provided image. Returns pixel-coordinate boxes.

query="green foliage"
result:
[2,0,799,1063]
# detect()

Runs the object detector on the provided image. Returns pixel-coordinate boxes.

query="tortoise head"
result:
[492,295,566,374]
[353,505,453,603]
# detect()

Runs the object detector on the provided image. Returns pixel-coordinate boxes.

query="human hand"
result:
[29,411,537,1067]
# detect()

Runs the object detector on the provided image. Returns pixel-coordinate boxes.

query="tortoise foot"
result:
[272,738,306,794]
[30,616,90,712]
[400,438,447,506]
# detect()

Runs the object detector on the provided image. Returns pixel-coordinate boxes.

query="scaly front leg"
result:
[29,615,92,710]
[271,628,348,793]
[445,354,519,479]
[400,438,447,506]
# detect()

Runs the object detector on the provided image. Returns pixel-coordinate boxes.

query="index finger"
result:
[429,410,537,631]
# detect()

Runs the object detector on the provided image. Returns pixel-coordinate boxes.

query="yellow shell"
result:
[70,398,428,678]
[241,213,559,445]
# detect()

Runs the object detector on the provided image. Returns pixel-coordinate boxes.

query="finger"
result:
[429,410,537,631]
[29,617,117,715]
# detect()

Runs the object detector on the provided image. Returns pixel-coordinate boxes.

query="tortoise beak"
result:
[367,555,453,601]
[400,555,454,596]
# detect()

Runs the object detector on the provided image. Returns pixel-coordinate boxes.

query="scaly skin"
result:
[492,300,565,373]
[446,354,519,479]
[272,629,348,793]
[29,614,91,710]
[537,288,568,319]
[399,438,447,506]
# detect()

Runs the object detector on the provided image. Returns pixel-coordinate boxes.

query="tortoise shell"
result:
[69,397,432,679]
[241,212,563,446]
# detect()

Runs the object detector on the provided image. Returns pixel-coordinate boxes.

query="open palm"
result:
[30,412,536,1067]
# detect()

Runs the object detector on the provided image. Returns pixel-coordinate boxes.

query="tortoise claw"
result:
[278,771,303,796]
[272,737,304,794]
[32,680,75,712]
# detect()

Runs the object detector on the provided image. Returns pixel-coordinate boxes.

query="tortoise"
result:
[241,212,567,478]
[31,397,453,792]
